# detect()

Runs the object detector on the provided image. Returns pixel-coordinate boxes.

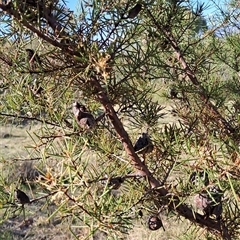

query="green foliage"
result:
[0,0,239,239]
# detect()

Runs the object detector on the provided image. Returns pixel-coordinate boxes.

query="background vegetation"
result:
[0,0,239,239]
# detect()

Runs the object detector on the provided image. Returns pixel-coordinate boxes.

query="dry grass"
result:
[127,217,191,240]
[0,98,219,240]
[0,121,197,240]
[0,125,40,160]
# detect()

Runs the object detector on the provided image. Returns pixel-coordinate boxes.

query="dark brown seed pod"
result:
[126,3,142,19]
[15,189,30,205]
[72,102,96,129]
[169,88,178,98]
[108,177,124,190]
[148,215,165,231]
[133,132,153,155]
[138,209,143,218]
[26,49,41,68]
[194,185,223,220]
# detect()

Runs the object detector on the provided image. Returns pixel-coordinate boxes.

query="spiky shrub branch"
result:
[0,0,239,239]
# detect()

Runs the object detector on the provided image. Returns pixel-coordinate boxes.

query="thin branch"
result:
[12,157,48,162]
[0,112,60,127]
[0,2,233,239]
[0,51,13,66]
[30,190,58,203]
[0,4,84,59]
[146,8,235,137]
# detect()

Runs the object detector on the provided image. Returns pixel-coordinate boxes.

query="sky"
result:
[66,0,80,12]
[66,0,228,16]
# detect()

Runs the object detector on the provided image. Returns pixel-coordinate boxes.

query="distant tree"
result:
[0,0,239,239]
